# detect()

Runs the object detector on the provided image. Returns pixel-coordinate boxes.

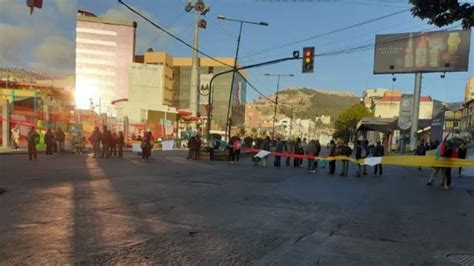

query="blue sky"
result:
[3,0,474,102]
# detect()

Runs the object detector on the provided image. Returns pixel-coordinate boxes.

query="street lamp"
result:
[218,15,268,141]
[265,73,294,139]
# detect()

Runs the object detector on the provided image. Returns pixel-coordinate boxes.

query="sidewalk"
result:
[0,147,28,154]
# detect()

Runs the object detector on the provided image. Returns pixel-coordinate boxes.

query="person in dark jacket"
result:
[274,138,284,167]
[44,129,54,155]
[305,140,317,172]
[457,142,467,177]
[339,141,352,176]
[27,127,40,160]
[328,140,337,174]
[293,138,303,168]
[110,131,118,157]
[187,136,196,160]
[101,126,112,158]
[118,131,125,158]
[354,140,369,177]
[55,127,65,154]
[415,143,427,170]
[261,136,271,167]
[442,140,456,189]
[373,141,384,176]
[89,127,102,158]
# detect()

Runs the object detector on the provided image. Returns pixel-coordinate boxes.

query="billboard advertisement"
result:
[374,30,471,74]
[199,74,212,105]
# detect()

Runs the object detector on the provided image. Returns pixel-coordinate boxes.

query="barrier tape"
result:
[241,148,474,168]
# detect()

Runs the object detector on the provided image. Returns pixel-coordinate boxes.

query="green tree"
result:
[333,104,373,142]
[410,0,474,29]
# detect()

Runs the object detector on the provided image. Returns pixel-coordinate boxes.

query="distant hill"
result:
[251,87,360,122]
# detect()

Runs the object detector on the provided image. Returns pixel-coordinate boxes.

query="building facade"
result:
[141,51,247,132]
[75,10,136,115]
[373,91,434,119]
[464,77,474,102]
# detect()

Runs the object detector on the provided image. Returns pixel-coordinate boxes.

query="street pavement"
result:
[0,151,473,265]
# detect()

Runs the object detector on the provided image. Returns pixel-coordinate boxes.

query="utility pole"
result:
[265,73,294,139]
[185,0,210,118]
[409,73,422,151]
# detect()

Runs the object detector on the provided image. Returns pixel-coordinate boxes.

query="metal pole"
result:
[2,98,9,148]
[271,75,281,139]
[190,12,200,117]
[410,72,422,151]
[224,21,243,142]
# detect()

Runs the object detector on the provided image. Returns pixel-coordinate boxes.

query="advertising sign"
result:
[398,94,413,130]
[374,30,471,74]
[199,74,212,105]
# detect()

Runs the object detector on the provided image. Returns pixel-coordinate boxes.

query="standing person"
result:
[194,134,202,160]
[314,140,321,170]
[305,140,317,172]
[261,136,271,167]
[228,136,235,163]
[11,125,20,151]
[118,131,125,158]
[442,139,457,189]
[110,132,118,157]
[74,132,84,154]
[89,127,102,158]
[27,127,40,160]
[285,139,294,166]
[101,126,112,159]
[187,136,196,160]
[274,137,284,167]
[354,140,368,177]
[293,138,303,168]
[457,142,467,178]
[373,140,384,176]
[141,131,152,160]
[339,142,352,176]
[55,127,65,154]
[208,135,216,161]
[328,140,337,175]
[232,137,242,163]
[44,128,54,155]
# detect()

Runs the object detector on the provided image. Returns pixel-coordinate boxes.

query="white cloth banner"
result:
[363,157,383,166]
[132,143,141,152]
[162,140,174,151]
[254,150,271,159]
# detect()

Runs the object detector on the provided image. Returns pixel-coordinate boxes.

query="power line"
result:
[118,0,234,68]
[239,8,409,59]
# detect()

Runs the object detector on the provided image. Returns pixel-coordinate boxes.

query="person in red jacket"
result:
[231,137,242,163]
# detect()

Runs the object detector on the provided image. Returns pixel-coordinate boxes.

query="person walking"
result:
[305,140,317,172]
[261,136,271,167]
[27,127,40,160]
[274,138,284,167]
[457,142,467,178]
[101,126,112,159]
[373,140,384,176]
[110,131,118,157]
[232,137,242,163]
[328,140,337,175]
[11,126,20,151]
[44,128,54,155]
[89,127,102,158]
[55,127,65,154]
[118,131,125,157]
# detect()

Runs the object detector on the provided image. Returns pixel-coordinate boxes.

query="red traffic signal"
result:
[302,47,315,73]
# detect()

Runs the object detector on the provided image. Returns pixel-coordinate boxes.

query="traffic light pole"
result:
[272,75,281,139]
[206,56,301,141]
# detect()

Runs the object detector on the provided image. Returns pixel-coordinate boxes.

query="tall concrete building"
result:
[75,10,136,115]
[464,77,474,102]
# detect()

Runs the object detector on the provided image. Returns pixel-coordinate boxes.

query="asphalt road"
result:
[0,151,473,265]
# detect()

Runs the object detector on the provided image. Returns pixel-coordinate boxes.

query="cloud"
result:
[55,0,77,18]
[0,23,33,66]
[29,36,75,75]
[101,5,186,54]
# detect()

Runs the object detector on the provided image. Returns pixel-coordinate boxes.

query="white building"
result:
[75,10,136,115]
[315,115,331,125]
[464,77,474,102]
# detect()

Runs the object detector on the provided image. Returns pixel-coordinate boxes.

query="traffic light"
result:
[302,47,315,73]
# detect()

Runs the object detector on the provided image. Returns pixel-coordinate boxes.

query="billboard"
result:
[199,74,212,105]
[374,30,471,74]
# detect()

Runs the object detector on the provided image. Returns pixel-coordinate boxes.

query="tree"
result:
[333,104,373,142]
[410,0,474,29]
